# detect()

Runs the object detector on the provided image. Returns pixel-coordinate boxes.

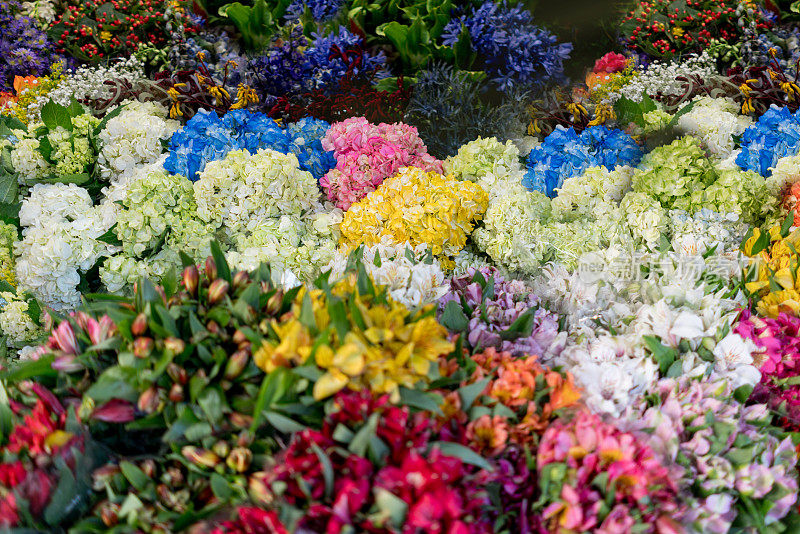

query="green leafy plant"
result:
[218,0,293,51]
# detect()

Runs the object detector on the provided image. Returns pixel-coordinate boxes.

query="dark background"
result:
[527,0,629,79]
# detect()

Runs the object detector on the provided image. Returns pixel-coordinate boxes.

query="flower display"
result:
[440,0,572,91]
[339,166,487,268]
[523,125,642,197]
[0,0,61,92]
[736,105,800,176]
[253,275,454,401]
[536,411,684,533]
[164,109,335,181]
[319,117,442,209]
[623,378,799,533]
[3,3,800,532]
[438,267,563,359]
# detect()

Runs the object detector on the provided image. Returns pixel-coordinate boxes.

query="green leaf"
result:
[264,411,305,433]
[96,224,121,246]
[120,461,149,491]
[210,240,231,282]
[430,441,493,471]
[40,100,73,132]
[66,97,84,118]
[665,101,696,131]
[198,387,224,424]
[310,442,334,499]
[3,354,56,383]
[38,173,92,185]
[439,300,469,332]
[398,387,443,415]
[349,413,378,457]
[0,383,11,445]
[499,309,535,340]
[782,214,795,238]
[734,384,753,404]
[458,377,490,410]
[643,335,678,374]
[453,25,476,70]
[373,487,408,528]
[210,473,233,501]
[0,171,18,205]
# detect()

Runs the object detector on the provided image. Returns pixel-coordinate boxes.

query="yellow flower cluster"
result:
[339,167,489,270]
[252,278,454,401]
[743,225,800,317]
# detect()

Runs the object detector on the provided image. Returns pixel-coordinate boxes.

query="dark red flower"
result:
[212,507,288,534]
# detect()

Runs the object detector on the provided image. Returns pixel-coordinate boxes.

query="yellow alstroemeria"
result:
[253,319,312,373]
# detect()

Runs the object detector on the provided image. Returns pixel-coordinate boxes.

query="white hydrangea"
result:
[16,210,110,310]
[9,138,48,183]
[19,182,94,227]
[194,149,322,237]
[97,101,180,182]
[676,97,753,157]
[0,292,41,347]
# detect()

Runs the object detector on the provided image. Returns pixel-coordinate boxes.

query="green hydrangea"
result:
[632,137,718,210]
[0,223,17,289]
[620,191,668,251]
[444,136,523,184]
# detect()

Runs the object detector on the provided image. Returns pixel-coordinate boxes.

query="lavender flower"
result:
[0,0,61,91]
[284,0,344,22]
[438,267,563,358]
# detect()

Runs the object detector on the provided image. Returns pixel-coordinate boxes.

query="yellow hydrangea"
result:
[743,225,800,317]
[339,167,489,270]
[252,278,454,401]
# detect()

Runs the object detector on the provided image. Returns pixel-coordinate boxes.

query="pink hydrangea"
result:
[593,52,628,74]
[320,117,443,210]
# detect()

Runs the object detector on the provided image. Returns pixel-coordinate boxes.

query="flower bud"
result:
[140,459,157,479]
[248,473,272,505]
[224,350,249,380]
[702,337,716,351]
[227,447,252,473]
[232,270,250,289]
[208,279,230,305]
[233,329,248,345]
[92,465,120,491]
[167,362,187,384]
[137,386,161,414]
[205,257,218,281]
[164,337,186,355]
[162,466,184,488]
[133,337,153,358]
[181,446,220,468]
[212,440,231,458]
[98,501,119,527]
[266,291,283,315]
[131,313,148,336]
[207,320,220,335]
[230,412,253,429]
[169,383,184,403]
[183,265,199,296]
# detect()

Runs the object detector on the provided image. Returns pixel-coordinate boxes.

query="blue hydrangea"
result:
[164,110,335,181]
[286,117,336,181]
[284,0,344,22]
[441,1,571,91]
[522,126,643,197]
[736,105,800,177]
